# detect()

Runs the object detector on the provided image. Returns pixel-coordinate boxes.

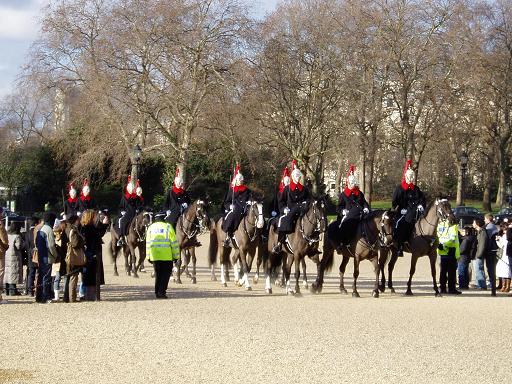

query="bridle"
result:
[299,200,326,245]
[180,201,208,239]
[378,211,394,247]
[242,201,263,243]
[134,211,152,242]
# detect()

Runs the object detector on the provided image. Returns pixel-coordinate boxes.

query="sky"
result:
[0,0,279,99]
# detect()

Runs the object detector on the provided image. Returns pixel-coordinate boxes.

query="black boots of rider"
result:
[223,233,233,247]
[272,232,286,253]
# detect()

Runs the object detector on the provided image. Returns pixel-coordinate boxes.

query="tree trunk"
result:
[496,169,506,209]
[335,159,343,197]
[367,148,375,205]
[361,149,366,196]
[177,126,192,185]
[483,173,492,213]
[455,162,463,206]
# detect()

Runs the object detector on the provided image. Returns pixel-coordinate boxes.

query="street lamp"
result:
[460,151,468,207]
[132,144,142,181]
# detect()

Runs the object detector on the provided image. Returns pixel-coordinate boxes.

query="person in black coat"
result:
[457,226,476,289]
[163,169,192,229]
[117,176,139,246]
[273,161,310,252]
[221,164,252,246]
[328,165,369,247]
[78,179,97,214]
[391,160,426,256]
[64,184,80,217]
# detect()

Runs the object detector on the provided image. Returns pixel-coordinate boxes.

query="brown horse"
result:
[110,210,152,278]
[266,199,326,295]
[378,198,454,296]
[311,210,394,297]
[209,200,264,290]
[173,199,210,284]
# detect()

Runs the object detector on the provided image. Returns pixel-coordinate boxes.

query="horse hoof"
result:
[191,277,197,284]
[211,276,217,282]
[390,288,396,294]
[126,271,131,276]
[246,286,252,291]
[113,271,119,277]
[352,291,360,298]
[372,290,380,298]
[175,279,182,285]
[222,283,227,288]
[253,277,259,284]
[133,274,139,279]
[266,288,273,295]
[435,292,442,297]
[302,282,309,290]
[405,290,413,296]
[378,285,385,293]
[340,288,348,295]
[151,272,155,278]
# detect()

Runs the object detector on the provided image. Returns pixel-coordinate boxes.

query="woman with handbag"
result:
[65,215,85,302]
[80,210,104,301]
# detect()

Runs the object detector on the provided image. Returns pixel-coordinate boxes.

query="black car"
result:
[453,206,484,226]
[1,209,26,226]
[495,208,512,224]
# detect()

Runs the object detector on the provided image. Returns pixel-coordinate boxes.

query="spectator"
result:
[35,212,58,303]
[22,217,39,296]
[65,215,85,302]
[0,208,9,304]
[496,222,511,292]
[507,220,512,284]
[438,216,461,294]
[80,210,105,301]
[472,218,488,290]
[484,213,498,295]
[458,226,476,290]
[53,215,68,301]
[3,222,24,296]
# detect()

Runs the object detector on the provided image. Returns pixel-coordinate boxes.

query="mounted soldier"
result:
[163,168,191,229]
[221,163,252,247]
[330,164,369,248]
[273,160,310,253]
[78,179,97,214]
[269,166,290,224]
[64,183,80,217]
[117,176,141,247]
[392,159,426,256]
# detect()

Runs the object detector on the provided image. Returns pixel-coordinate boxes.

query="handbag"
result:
[31,248,39,266]
[65,228,87,267]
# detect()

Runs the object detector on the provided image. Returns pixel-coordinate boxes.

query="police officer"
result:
[392,160,426,256]
[221,163,252,247]
[146,212,180,299]
[273,160,310,253]
[78,179,97,214]
[163,168,191,229]
[330,165,369,247]
[437,215,461,294]
[64,184,80,217]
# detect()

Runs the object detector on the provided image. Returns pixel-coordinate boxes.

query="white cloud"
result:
[0,0,46,40]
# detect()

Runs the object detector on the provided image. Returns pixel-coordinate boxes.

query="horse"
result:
[208,200,265,290]
[311,210,394,297]
[173,199,210,284]
[265,199,327,295]
[110,210,153,278]
[378,198,454,296]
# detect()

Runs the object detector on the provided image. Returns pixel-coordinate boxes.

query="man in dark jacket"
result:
[23,216,40,296]
[458,226,476,289]
[273,160,310,253]
[392,160,426,256]
[329,165,369,247]
[473,218,496,296]
[221,164,252,247]
[163,168,192,229]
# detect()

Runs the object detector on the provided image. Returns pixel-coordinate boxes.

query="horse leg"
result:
[135,245,146,277]
[294,255,302,295]
[284,253,294,295]
[253,250,262,284]
[429,251,441,297]
[405,253,419,296]
[240,253,252,291]
[130,244,139,278]
[123,246,131,276]
[352,257,360,297]
[311,240,334,294]
[387,249,399,294]
[219,247,228,287]
[372,255,380,298]
[378,248,388,292]
[175,251,183,284]
[264,251,273,294]
[339,254,350,295]
[111,240,119,277]
[210,264,217,282]
[301,257,308,289]
[232,252,241,286]
[190,248,197,284]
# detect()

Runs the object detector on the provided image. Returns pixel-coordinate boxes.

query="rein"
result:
[180,205,200,239]
[299,202,325,245]
[242,203,260,243]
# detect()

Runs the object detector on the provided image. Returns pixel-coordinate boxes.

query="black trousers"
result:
[153,260,173,297]
[440,255,457,291]
[485,253,497,296]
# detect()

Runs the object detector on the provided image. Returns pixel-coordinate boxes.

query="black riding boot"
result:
[223,233,232,247]
[272,232,285,253]
[397,245,404,257]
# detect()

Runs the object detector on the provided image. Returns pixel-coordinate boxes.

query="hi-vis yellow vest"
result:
[146,221,180,261]
[437,220,460,260]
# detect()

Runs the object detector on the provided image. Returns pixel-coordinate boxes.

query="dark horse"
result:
[110,210,153,278]
[174,199,210,284]
[209,200,264,290]
[378,198,454,296]
[265,199,326,295]
[311,210,394,297]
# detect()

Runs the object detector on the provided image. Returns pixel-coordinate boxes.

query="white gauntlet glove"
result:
[363,208,369,214]
[121,211,126,216]
[417,205,424,213]
[400,209,407,215]
[166,210,171,216]
[181,203,188,209]
[342,209,348,216]
[229,204,234,210]
[284,207,290,215]
[271,211,277,217]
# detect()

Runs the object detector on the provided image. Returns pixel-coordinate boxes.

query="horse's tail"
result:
[208,218,218,267]
[323,237,335,272]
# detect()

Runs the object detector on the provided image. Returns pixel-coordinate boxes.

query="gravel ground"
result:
[1,232,511,384]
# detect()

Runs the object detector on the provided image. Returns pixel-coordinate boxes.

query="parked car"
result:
[453,206,484,226]
[1,209,26,226]
[494,208,512,224]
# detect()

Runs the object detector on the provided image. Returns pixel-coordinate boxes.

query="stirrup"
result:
[223,236,231,247]
[272,243,282,253]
